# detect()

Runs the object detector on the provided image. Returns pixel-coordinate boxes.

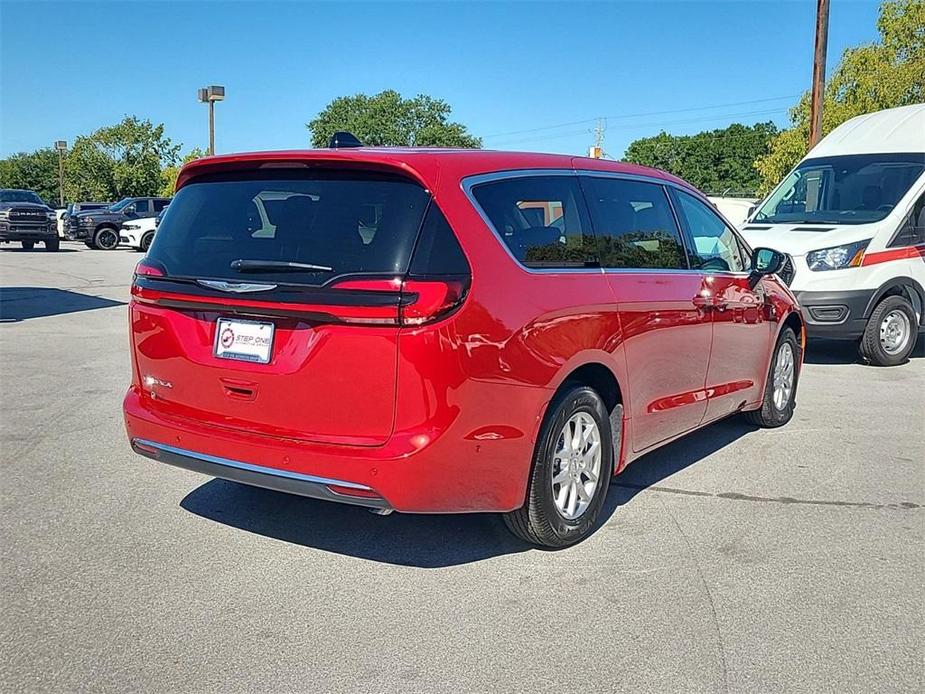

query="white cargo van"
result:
[742,104,925,365]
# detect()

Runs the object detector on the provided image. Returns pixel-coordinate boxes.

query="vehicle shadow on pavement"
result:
[0,287,126,322]
[601,416,758,516]
[181,417,759,567]
[804,335,924,365]
[181,479,531,568]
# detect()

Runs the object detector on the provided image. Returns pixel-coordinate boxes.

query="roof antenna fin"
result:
[329,131,364,149]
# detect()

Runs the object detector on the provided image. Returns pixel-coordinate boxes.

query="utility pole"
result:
[589,118,605,159]
[809,0,830,148]
[54,140,67,207]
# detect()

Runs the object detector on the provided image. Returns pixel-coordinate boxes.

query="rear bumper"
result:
[794,288,875,340]
[123,383,546,513]
[131,438,391,510]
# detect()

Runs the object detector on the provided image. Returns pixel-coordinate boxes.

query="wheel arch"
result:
[865,276,925,326]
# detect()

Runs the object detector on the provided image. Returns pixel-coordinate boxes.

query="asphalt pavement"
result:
[1,243,923,693]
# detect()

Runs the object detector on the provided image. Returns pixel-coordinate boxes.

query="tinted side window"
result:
[409,202,470,276]
[134,199,150,214]
[672,190,747,272]
[582,176,687,269]
[471,175,595,268]
[889,193,925,247]
[153,199,170,212]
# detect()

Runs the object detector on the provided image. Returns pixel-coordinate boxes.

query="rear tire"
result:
[20,241,34,250]
[93,227,119,251]
[745,327,800,428]
[503,384,615,548]
[44,238,60,252]
[859,295,917,366]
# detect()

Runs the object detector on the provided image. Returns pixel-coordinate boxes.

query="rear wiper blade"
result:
[230,259,333,273]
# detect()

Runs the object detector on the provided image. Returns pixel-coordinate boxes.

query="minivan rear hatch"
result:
[131,166,442,446]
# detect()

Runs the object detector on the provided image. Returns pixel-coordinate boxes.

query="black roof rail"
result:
[328,131,364,149]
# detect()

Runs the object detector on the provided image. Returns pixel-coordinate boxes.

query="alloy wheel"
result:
[772,342,794,411]
[550,412,602,520]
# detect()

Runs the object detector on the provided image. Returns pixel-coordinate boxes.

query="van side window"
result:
[581,177,687,269]
[409,202,470,276]
[671,189,747,272]
[889,193,925,247]
[471,176,596,268]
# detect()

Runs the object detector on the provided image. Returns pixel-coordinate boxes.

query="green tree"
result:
[755,0,925,192]
[624,122,778,195]
[64,116,181,201]
[0,148,62,204]
[307,90,481,148]
[160,147,208,196]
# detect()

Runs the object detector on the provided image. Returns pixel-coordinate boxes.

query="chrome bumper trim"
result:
[131,438,389,510]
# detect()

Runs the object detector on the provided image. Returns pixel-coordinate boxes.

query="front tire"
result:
[93,227,119,251]
[503,384,615,548]
[20,241,34,250]
[745,327,800,428]
[44,238,60,252]
[139,231,154,252]
[859,295,917,366]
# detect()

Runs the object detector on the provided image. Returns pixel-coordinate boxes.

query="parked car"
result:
[74,196,170,249]
[0,189,59,251]
[124,143,802,548]
[63,201,111,240]
[742,103,925,366]
[120,205,167,252]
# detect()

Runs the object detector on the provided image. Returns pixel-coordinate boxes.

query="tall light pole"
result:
[809,0,830,148]
[55,140,67,207]
[198,85,225,155]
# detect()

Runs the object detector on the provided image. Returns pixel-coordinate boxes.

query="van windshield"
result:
[754,153,925,225]
[146,170,431,285]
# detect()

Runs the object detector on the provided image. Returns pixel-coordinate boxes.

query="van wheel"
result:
[45,238,60,252]
[860,295,917,366]
[503,384,614,548]
[140,231,154,252]
[21,241,34,250]
[93,227,119,250]
[745,327,800,428]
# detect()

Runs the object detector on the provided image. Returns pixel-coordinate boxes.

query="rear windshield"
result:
[147,170,431,285]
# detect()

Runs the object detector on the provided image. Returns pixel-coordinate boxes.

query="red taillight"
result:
[400,279,468,325]
[330,277,469,326]
[134,259,165,278]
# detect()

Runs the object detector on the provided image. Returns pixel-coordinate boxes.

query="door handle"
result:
[693,295,729,312]
[693,295,719,309]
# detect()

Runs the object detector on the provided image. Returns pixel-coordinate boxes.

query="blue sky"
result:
[1,1,882,159]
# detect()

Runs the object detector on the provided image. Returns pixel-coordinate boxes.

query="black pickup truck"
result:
[73,196,170,249]
[0,189,59,251]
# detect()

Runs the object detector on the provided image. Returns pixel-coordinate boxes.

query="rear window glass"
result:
[148,170,431,285]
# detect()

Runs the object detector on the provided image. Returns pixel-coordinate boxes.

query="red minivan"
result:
[124,144,803,547]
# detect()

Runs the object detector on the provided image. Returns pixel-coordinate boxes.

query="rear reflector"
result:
[326,484,382,499]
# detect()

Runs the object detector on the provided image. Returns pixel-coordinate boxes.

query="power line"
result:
[482,93,801,140]
[490,106,789,147]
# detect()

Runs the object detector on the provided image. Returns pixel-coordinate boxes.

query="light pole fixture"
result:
[198,85,225,156]
[55,140,67,207]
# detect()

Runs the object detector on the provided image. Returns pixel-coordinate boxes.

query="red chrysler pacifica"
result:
[124,143,803,547]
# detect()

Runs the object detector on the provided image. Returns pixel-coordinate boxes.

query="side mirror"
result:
[125,204,136,215]
[748,247,785,288]
[746,204,757,220]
